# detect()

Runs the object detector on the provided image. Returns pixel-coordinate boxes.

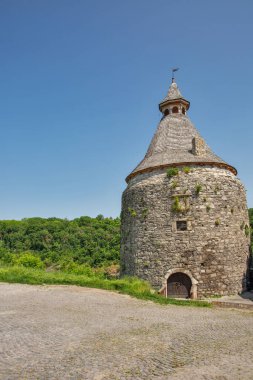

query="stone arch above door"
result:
[160,268,198,299]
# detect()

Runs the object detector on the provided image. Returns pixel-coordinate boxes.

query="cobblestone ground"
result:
[0,283,253,380]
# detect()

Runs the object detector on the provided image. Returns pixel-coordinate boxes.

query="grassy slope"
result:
[0,266,211,308]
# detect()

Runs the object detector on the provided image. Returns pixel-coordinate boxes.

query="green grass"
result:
[167,167,179,178]
[0,266,211,308]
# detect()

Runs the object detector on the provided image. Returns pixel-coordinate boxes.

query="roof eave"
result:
[159,98,190,112]
[126,162,237,183]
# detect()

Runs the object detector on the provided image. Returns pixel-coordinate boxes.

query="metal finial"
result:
[171,67,179,83]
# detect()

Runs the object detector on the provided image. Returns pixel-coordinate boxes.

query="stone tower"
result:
[121,79,250,299]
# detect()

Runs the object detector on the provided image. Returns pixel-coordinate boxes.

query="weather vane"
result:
[171,67,179,82]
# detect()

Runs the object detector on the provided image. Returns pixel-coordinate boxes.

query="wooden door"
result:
[167,273,191,298]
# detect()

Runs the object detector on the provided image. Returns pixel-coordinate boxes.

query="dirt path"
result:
[0,283,253,379]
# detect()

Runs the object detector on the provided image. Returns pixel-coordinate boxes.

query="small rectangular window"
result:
[176,220,187,231]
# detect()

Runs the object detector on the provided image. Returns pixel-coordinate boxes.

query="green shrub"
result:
[215,219,220,227]
[128,208,137,217]
[60,261,96,277]
[171,180,178,189]
[245,225,250,237]
[182,167,191,174]
[195,183,202,195]
[0,250,15,265]
[172,197,182,213]
[167,167,179,178]
[15,252,44,269]
[141,208,148,218]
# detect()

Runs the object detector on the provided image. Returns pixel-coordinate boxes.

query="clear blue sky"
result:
[0,0,252,220]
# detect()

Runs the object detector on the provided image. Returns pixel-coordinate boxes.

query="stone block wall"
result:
[120,166,250,298]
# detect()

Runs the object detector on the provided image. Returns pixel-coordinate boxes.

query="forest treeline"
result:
[0,210,252,272]
[0,215,120,272]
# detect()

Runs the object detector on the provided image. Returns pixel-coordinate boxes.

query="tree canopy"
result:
[0,215,120,268]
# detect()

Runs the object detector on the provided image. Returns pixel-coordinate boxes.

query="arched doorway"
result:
[159,268,198,299]
[167,272,192,298]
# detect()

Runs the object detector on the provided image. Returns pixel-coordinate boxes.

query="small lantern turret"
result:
[159,81,190,116]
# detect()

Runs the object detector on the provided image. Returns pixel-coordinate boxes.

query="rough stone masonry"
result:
[120,79,250,299]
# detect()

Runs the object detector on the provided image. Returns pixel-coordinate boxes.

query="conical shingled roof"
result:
[126,82,237,182]
[160,81,183,103]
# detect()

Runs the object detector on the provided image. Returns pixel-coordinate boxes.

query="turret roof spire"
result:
[164,81,183,101]
[159,81,190,112]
